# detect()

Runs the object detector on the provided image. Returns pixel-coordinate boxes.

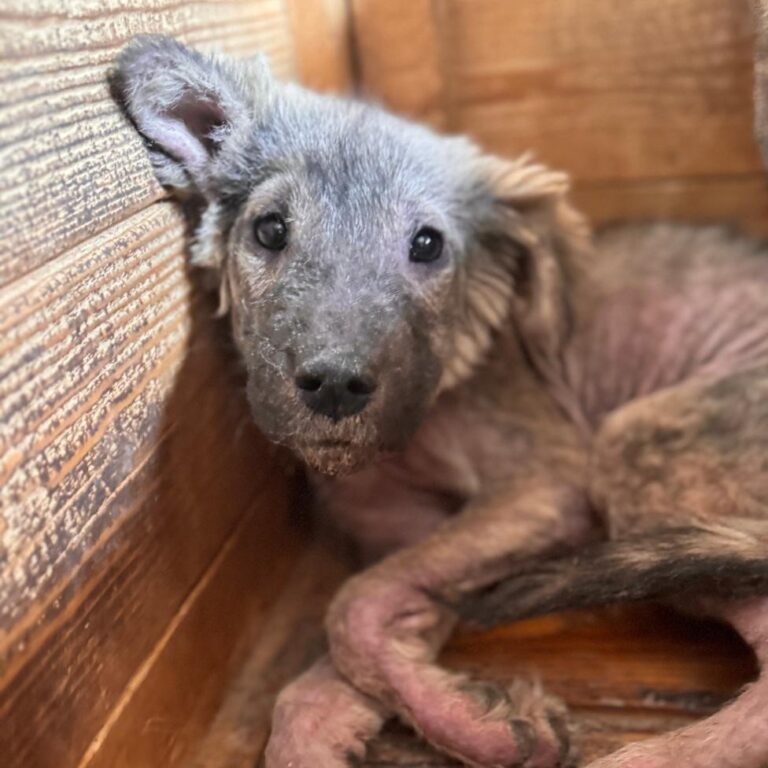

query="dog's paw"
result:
[504,678,578,768]
[402,674,576,768]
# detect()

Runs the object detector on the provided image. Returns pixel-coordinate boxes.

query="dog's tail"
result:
[456,520,768,627]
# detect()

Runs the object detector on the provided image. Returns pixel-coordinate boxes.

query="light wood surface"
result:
[0,0,296,286]
[287,0,353,93]
[352,0,768,230]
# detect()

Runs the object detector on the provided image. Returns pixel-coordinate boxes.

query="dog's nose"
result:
[294,365,377,421]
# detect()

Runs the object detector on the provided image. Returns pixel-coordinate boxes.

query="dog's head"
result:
[116,36,588,475]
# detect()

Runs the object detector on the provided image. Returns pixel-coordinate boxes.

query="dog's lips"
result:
[305,439,354,448]
[295,438,374,475]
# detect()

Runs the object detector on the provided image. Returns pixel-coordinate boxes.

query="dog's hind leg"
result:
[461,366,768,767]
[587,596,768,768]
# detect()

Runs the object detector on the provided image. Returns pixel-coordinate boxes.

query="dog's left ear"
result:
[450,155,590,387]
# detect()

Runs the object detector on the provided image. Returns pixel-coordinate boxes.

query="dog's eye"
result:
[253,213,288,251]
[409,227,444,263]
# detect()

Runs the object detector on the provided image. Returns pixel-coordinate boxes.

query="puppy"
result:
[116,36,768,768]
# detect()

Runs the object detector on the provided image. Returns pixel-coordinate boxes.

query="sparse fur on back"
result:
[116,34,768,768]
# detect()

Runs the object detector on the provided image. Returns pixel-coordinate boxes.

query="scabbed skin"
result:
[116,35,768,768]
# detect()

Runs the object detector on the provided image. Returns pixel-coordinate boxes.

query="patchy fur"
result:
[116,33,768,768]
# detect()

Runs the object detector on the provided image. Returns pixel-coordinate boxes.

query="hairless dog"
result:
[116,28,768,768]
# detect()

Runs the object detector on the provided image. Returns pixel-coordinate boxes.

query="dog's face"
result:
[117,36,586,474]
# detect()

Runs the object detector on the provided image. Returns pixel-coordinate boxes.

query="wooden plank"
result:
[574,173,768,235]
[0,0,297,287]
[350,0,449,130]
[444,606,755,716]
[190,542,349,768]
[352,0,763,186]
[78,475,302,768]
[0,202,299,768]
[287,0,353,93]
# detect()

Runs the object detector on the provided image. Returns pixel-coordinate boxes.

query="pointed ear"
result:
[115,35,265,195]
[452,155,590,386]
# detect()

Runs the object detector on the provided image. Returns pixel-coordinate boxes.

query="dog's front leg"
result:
[326,478,594,768]
[265,655,387,768]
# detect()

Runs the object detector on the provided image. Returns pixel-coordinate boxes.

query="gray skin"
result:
[117,36,768,768]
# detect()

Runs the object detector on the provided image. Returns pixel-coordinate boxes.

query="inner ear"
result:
[167,92,228,154]
[116,36,264,193]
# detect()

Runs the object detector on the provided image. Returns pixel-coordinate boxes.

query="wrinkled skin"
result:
[117,33,768,768]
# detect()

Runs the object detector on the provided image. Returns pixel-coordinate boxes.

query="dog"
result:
[116,34,768,768]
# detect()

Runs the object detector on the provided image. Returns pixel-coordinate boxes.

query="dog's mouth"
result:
[306,439,354,449]
[295,438,374,476]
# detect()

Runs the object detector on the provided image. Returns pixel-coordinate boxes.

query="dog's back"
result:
[563,223,768,426]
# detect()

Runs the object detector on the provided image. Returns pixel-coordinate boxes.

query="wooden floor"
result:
[190,543,757,768]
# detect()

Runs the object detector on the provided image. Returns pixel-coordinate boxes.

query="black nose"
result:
[294,365,377,421]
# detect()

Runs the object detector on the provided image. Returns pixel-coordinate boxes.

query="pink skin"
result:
[586,598,768,768]
[265,657,386,768]
[266,478,593,768]
[324,481,593,767]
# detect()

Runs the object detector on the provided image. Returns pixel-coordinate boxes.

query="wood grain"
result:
[79,475,301,768]
[0,0,296,287]
[287,0,353,94]
[0,203,299,768]
[190,542,349,768]
[351,0,449,129]
[575,173,768,235]
[352,0,764,225]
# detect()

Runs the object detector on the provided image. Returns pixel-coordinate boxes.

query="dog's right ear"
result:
[115,35,267,196]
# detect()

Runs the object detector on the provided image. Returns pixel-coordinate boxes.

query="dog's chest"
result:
[565,277,768,427]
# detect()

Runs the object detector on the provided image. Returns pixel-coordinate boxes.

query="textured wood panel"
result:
[190,543,348,768]
[0,203,298,768]
[80,478,301,768]
[0,1,356,765]
[287,0,353,93]
[0,0,296,287]
[352,0,765,227]
[350,0,448,129]
[575,173,768,234]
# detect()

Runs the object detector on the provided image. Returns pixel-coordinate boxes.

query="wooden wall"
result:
[0,2,349,767]
[351,0,768,233]
[1,1,765,767]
